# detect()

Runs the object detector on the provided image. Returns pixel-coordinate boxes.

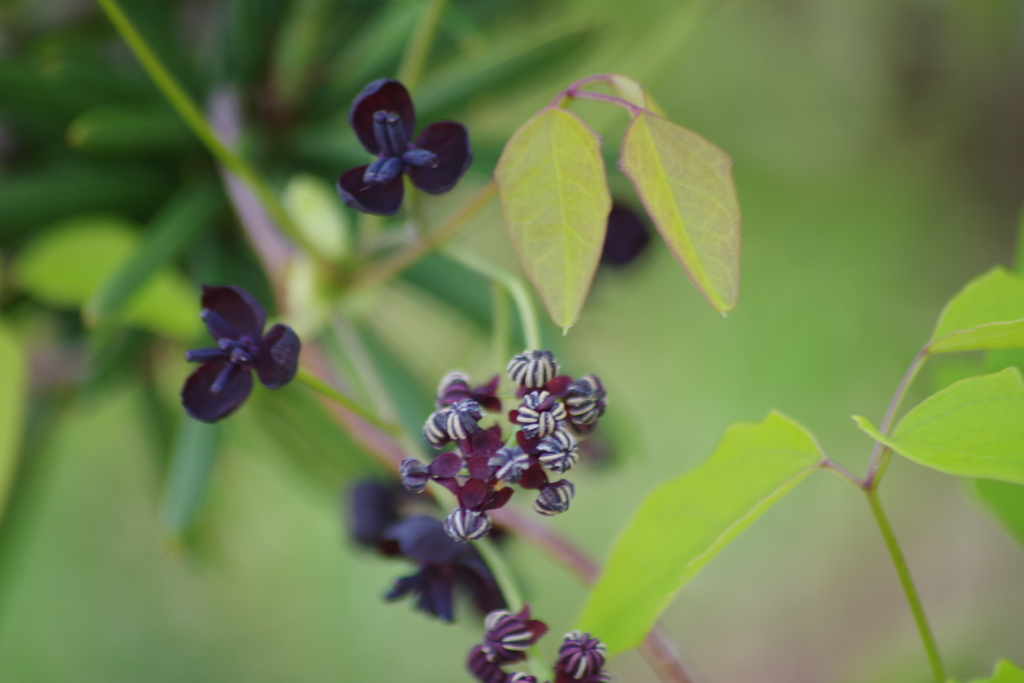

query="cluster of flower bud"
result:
[468,608,612,683]
[401,350,607,543]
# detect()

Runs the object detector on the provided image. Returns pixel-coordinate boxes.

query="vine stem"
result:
[864,346,929,489]
[548,74,647,116]
[441,243,542,350]
[864,489,946,683]
[396,0,449,93]
[94,0,314,253]
[293,368,399,435]
[350,181,498,290]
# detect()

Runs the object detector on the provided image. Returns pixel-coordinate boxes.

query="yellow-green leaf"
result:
[929,267,1024,353]
[576,411,823,654]
[966,661,1024,683]
[605,74,666,116]
[854,368,1024,483]
[494,107,611,330]
[284,173,349,261]
[619,112,741,313]
[0,321,25,522]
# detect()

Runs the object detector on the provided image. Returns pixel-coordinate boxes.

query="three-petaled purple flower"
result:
[337,79,472,216]
[181,286,300,422]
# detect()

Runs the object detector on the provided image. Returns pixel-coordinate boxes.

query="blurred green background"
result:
[0,0,1023,682]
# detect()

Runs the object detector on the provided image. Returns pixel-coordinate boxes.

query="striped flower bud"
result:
[482,610,534,663]
[507,350,558,389]
[399,457,430,493]
[423,410,450,448]
[468,644,509,683]
[565,375,607,427]
[537,429,579,473]
[556,631,608,680]
[508,674,537,683]
[534,479,575,516]
[444,507,492,542]
[446,399,483,441]
[516,391,566,439]
[437,370,471,406]
[489,446,530,484]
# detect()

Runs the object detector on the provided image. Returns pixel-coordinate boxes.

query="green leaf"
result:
[494,107,611,330]
[972,479,1024,547]
[618,112,741,313]
[15,215,200,340]
[0,321,26,522]
[283,173,350,261]
[966,661,1024,683]
[605,74,666,116]
[161,418,222,539]
[85,183,221,327]
[853,368,1024,483]
[929,267,1024,353]
[576,411,823,654]
[66,103,194,156]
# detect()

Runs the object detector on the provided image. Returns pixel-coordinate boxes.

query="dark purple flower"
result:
[482,606,549,664]
[182,285,300,422]
[601,203,650,267]
[337,79,472,216]
[384,516,505,621]
[438,371,502,412]
[347,480,402,551]
[554,631,608,682]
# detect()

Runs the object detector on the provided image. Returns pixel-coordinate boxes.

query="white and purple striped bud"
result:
[423,410,450,448]
[444,507,492,542]
[482,610,534,663]
[537,429,579,473]
[445,399,483,441]
[489,446,530,484]
[534,480,575,516]
[565,375,607,427]
[507,350,558,389]
[399,458,430,493]
[556,631,608,680]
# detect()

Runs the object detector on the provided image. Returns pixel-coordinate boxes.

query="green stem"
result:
[441,243,542,350]
[94,0,311,251]
[865,489,945,683]
[397,0,449,93]
[865,347,928,489]
[475,536,551,682]
[294,368,399,434]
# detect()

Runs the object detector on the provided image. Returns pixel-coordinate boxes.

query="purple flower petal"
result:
[602,203,651,267]
[385,516,463,564]
[349,80,416,156]
[181,361,254,422]
[429,451,463,479]
[200,285,266,341]
[254,323,301,389]
[337,165,405,216]
[408,122,472,194]
[349,480,401,548]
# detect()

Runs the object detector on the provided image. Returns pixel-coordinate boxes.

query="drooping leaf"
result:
[604,74,666,116]
[283,173,350,261]
[576,411,823,654]
[494,107,611,330]
[0,322,26,522]
[161,418,222,539]
[618,112,741,313]
[966,661,1024,683]
[853,368,1024,483]
[15,215,200,340]
[85,183,221,327]
[928,267,1024,353]
[972,479,1024,547]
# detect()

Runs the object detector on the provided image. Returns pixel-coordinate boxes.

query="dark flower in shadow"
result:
[384,516,506,622]
[337,79,472,215]
[601,203,650,267]
[182,286,300,422]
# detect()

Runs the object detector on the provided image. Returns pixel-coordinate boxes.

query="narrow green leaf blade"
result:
[495,108,611,329]
[161,418,222,539]
[0,321,26,521]
[576,411,823,654]
[929,267,1024,353]
[967,661,1024,683]
[972,479,1024,547]
[854,368,1024,483]
[618,112,741,313]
